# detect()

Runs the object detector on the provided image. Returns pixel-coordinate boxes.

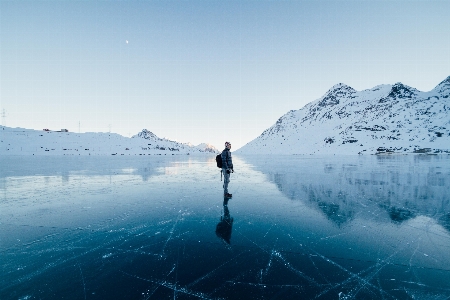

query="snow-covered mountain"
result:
[133,129,219,153]
[195,143,220,153]
[237,76,450,155]
[0,127,219,155]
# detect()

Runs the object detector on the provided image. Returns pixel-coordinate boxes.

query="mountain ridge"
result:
[0,127,219,155]
[237,76,450,155]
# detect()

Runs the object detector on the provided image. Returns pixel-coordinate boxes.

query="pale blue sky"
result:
[1,0,449,150]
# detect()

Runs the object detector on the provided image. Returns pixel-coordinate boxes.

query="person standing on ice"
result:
[221,141,234,198]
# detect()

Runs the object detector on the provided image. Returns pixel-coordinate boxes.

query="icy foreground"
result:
[1,155,449,299]
[0,127,218,155]
[237,76,450,155]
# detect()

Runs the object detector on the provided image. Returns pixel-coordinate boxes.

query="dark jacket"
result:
[221,148,233,170]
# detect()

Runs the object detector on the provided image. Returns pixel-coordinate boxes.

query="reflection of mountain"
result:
[318,201,353,227]
[383,206,416,224]
[439,213,450,232]
[0,156,164,181]
[302,180,354,227]
[241,155,450,229]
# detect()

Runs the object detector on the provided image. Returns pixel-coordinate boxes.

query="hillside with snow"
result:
[237,76,450,155]
[0,127,219,156]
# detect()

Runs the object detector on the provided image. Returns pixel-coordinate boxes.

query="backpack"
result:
[216,154,223,168]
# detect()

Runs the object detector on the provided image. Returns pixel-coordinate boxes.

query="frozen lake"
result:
[1,154,450,299]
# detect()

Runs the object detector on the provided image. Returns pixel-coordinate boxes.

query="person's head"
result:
[225,141,231,149]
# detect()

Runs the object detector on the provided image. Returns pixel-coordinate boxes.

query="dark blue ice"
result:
[1,154,450,299]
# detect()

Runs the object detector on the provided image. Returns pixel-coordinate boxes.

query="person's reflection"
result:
[215,198,234,244]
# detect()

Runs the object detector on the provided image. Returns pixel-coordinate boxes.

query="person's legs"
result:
[222,169,230,195]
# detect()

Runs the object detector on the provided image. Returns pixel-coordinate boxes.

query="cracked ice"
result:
[1,155,450,299]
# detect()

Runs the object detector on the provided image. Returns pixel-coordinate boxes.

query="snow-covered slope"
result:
[133,129,220,153]
[0,127,219,156]
[195,143,220,153]
[237,76,450,155]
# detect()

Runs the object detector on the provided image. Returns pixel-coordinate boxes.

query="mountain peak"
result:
[133,129,219,153]
[196,143,219,153]
[433,75,450,95]
[135,129,158,140]
[318,83,356,107]
[379,82,417,103]
[326,83,356,95]
[438,75,450,85]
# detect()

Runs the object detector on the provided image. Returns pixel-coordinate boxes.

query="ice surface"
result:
[1,154,450,299]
